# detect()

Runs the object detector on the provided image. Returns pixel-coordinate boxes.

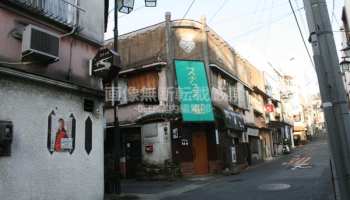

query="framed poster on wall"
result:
[47,111,76,154]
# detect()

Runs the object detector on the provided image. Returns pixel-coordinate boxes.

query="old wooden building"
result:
[105,13,257,177]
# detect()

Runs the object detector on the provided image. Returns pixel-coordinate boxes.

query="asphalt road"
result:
[163,138,335,200]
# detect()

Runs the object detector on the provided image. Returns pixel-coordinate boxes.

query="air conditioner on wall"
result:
[21,25,60,63]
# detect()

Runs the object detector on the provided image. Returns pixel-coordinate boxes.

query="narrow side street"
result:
[120,137,334,200]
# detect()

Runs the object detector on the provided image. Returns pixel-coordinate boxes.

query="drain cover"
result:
[258,183,291,191]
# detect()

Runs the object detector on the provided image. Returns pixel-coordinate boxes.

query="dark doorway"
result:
[104,127,117,194]
[121,127,142,178]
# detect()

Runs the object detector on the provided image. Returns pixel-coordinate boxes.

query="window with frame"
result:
[126,71,159,104]
[228,81,238,105]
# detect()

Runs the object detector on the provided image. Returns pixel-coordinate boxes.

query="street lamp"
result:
[118,0,135,14]
[340,59,350,73]
[145,0,157,7]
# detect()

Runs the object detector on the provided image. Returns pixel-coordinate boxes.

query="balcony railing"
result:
[7,0,82,27]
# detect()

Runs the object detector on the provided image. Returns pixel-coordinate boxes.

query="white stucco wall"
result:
[141,122,171,165]
[0,76,104,200]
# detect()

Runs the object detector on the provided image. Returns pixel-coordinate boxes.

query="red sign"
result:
[265,104,275,113]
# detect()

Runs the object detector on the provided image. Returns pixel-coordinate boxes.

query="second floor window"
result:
[119,71,159,105]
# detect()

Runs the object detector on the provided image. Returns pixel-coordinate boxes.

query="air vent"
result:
[22,25,60,64]
[84,99,94,112]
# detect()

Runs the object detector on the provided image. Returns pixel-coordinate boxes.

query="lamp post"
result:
[111,0,157,194]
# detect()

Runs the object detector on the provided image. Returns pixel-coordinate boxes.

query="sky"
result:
[105,0,345,97]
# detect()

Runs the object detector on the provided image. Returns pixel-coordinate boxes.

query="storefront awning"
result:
[268,120,293,127]
[222,109,246,131]
[247,128,259,137]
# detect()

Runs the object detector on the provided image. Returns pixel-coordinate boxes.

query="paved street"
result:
[120,137,335,200]
[162,137,334,200]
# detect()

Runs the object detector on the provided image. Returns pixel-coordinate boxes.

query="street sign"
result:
[89,48,120,81]
[174,60,214,122]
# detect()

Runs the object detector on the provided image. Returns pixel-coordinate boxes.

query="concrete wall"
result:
[260,131,273,160]
[0,76,104,200]
[141,122,171,165]
[0,8,102,90]
[108,23,167,68]
[78,0,104,44]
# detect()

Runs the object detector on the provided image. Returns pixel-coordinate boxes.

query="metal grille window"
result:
[228,81,238,105]
[9,0,78,26]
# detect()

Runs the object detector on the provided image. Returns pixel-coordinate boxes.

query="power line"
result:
[183,0,196,18]
[209,0,229,22]
[232,11,295,39]
[212,1,290,24]
[288,0,315,68]
[262,0,275,55]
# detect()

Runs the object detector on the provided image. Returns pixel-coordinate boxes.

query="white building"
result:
[0,1,106,199]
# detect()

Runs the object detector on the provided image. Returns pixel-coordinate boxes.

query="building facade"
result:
[105,13,254,177]
[0,1,106,199]
[104,13,299,177]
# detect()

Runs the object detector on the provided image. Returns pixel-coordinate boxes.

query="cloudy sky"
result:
[105,0,344,97]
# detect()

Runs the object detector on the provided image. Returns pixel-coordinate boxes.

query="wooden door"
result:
[192,132,209,175]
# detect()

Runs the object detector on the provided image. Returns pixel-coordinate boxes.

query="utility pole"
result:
[112,0,121,194]
[302,0,350,199]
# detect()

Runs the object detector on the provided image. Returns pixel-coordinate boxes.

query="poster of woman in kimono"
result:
[47,111,76,154]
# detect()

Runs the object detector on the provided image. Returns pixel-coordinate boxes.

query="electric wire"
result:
[295,0,308,36]
[209,0,230,22]
[262,0,275,56]
[232,10,296,39]
[212,1,290,24]
[183,0,196,18]
[288,0,315,67]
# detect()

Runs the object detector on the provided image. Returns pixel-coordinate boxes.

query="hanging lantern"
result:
[145,0,157,7]
[118,0,135,14]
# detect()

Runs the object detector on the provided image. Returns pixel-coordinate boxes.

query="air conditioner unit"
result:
[22,25,60,63]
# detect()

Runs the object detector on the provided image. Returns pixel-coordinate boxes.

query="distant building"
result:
[263,68,293,154]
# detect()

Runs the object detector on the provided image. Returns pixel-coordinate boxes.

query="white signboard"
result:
[61,138,73,150]
[247,128,259,137]
[231,146,237,163]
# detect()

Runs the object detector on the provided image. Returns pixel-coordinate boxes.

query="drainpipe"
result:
[60,0,80,38]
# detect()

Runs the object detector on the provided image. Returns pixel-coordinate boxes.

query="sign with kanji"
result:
[174,60,214,122]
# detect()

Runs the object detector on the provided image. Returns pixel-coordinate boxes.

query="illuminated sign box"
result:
[174,60,214,122]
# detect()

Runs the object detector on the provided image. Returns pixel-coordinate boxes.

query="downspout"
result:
[59,0,80,80]
[60,0,80,38]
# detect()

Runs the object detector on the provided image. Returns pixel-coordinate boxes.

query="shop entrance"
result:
[193,131,209,175]
[104,127,142,193]
[122,128,142,178]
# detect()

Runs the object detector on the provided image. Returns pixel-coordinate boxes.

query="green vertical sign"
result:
[174,60,214,122]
